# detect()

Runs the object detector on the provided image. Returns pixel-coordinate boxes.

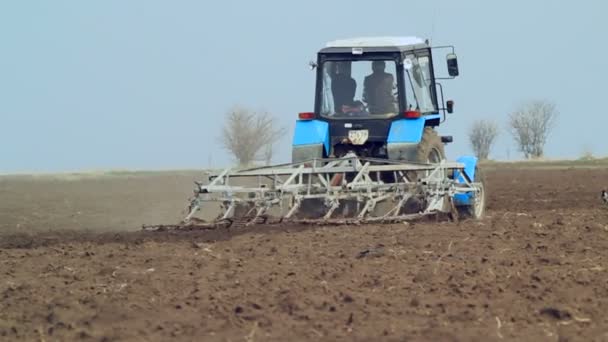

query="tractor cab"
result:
[293,37,459,162]
[316,37,444,120]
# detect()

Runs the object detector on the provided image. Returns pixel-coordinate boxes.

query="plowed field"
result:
[1,165,607,341]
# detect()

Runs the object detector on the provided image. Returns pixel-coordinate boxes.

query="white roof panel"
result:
[326,36,426,48]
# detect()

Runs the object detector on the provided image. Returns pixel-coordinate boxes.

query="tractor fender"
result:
[292,120,330,162]
[387,114,441,160]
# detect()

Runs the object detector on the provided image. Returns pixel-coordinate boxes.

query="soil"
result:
[1,166,608,341]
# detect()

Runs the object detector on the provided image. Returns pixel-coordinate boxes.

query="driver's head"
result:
[372,60,386,73]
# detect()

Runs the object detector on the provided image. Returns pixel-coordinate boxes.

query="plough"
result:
[143,153,484,231]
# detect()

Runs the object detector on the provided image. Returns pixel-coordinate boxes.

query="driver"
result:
[330,62,357,113]
[363,61,397,114]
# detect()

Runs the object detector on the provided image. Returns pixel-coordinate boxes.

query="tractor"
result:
[293,36,459,166]
[144,37,485,231]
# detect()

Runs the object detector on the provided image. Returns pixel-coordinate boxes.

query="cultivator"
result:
[143,153,484,231]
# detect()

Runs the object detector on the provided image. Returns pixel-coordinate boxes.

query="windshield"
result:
[404,54,436,113]
[319,59,399,119]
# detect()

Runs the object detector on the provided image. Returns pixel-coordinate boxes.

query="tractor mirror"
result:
[446,100,454,113]
[447,53,459,77]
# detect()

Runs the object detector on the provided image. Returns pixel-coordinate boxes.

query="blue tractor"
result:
[291,37,485,219]
[145,37,485,231]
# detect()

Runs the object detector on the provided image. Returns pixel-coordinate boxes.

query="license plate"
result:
[348,130,369,145]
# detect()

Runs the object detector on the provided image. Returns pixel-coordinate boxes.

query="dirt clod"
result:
[540,307,572,321]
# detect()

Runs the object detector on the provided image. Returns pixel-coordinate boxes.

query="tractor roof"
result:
[321,36,429,54]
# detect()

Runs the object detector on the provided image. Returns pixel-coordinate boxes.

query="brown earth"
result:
[1,166,608,341]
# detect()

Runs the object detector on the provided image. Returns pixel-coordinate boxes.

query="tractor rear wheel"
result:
[406,127,446,181]
[402,128,446,213]
[416,127,445,164]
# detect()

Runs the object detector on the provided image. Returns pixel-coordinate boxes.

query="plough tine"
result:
[184,203,200,222]
[221,201,237,220]
[323,199,340,220]
[382,193,413,219]
[285,197,302,219]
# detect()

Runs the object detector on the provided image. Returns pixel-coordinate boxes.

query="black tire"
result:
[406,127,446,182]
[457,166,486,220]
[403,128,446,213]
[416,127,445,164]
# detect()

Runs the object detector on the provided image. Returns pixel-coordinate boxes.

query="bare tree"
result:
[508,100,558,159]
[219,107,285,166]
[468,119,499,160]
[263,143,273,166]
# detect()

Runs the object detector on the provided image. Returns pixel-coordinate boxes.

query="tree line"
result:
[469,99,558,160]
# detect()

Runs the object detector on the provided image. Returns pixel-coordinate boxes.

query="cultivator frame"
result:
[143,153,483,231]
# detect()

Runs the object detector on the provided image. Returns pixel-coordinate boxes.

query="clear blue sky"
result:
[1,0,606,173]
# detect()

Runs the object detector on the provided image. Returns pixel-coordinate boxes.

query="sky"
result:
[1,0,606,173]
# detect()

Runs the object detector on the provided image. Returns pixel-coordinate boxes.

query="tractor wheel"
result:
[457,166,486,220]
[416,127,445,164]
[406,127,446,182]
[402,128,446,213]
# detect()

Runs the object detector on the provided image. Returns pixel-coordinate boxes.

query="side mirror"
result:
[446,53,459,77]
[446,100,454,113]
[309,61,318,70]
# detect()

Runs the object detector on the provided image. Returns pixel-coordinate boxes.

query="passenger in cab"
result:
[330,61,357,113]
[363,61,397,114]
